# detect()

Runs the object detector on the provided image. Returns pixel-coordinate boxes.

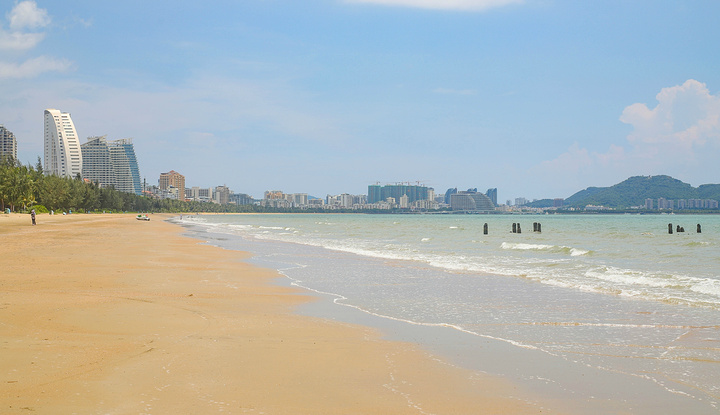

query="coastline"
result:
[1,213,544,414]
[177,212,720,414]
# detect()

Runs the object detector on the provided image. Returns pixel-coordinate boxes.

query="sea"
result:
[175,213,720,414]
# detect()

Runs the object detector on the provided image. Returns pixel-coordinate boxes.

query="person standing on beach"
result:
[31,209,36,225]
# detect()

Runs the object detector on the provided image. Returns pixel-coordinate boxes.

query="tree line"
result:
[0,157,264,214]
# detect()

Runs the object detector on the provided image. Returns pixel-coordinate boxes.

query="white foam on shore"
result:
[179,215,720,310]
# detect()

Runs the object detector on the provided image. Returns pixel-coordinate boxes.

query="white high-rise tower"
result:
[44,109,82,178]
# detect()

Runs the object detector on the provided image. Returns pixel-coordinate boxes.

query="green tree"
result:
[39,174,70,212]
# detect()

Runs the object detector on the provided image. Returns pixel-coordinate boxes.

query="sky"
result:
[1,0,719,202]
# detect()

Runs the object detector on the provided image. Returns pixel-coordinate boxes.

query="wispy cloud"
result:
[0,55,73,78]
[0,0,50,50]
[0,29,44,50]
[344,0,523,11]
[0,1,72,79]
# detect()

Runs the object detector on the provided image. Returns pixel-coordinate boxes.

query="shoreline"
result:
[177,213,720,414]
[1,213,546,414]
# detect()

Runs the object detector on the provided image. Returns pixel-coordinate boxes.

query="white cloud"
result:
[0,56,73,78]
[345,0,523,11]
[0,2,70,78]
[620,79,720,153]
[7,1,50,30]
[531,80,720,195]
[0,1,50,51]
[0,29,44,50]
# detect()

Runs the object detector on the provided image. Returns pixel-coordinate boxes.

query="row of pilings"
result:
[481,222,544,234]
[669,223,702,234]
[479,222,704,235]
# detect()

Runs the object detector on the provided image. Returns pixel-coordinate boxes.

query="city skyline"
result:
[2,1,720,201]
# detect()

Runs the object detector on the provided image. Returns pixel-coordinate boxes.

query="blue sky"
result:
[2,0,719,201]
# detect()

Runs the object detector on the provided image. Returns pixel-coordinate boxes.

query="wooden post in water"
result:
[697,224,702,233]
[483,223,488,235]
[517,223,522,234]
[533,222,537,232]
[668,223,673,234]
[512,223,517,233]
[537,222,542,233]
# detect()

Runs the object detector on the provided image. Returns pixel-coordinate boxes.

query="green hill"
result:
[565,175,718,208]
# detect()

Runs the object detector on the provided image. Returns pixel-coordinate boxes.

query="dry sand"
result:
[1,212,547,414]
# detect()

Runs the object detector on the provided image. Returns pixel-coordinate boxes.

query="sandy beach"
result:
[0,213,545,414]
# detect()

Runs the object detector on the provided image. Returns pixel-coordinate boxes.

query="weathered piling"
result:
[537,223,542,233]
[533,222,538,232]
[668,223,673,234]
[512,223,517,233]
[517,223,521,234]
[697,224,702,233]
[483,223,488,235]
[677,225,682,233]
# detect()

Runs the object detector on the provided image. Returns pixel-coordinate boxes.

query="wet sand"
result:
[0,213,546,414]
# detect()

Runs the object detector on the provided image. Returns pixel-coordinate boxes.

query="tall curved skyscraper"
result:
[44,109,82,178]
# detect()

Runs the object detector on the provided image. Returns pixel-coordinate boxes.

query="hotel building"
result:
[81,136,142,195]
[159,170,185,200]
[81,136,115,188]
[0,124,17,161]
[44,109,82,178]
[450,191,496,212]
[109,138,142,195]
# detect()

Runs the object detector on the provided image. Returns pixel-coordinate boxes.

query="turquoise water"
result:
[179,213,720,413]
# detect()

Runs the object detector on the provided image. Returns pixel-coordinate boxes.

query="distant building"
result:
[515,197,528,206]
[188,187,213,202]
[399,194,409,209]
[450,191,495,212]
[81,136,142,194]
[367,183,431,204]
[264,190,284,200]
[214,185,231,205]
[290,193,308,207]
[485,188,497,206]
[108,138,142,195]
[368,185,382,204]
[230,193,254,205]
[81,136,115,189]
[159,170,185,200]
[645,198,653,210]
[44,109,82,178]
[0,124,17,161]
[553,198,564,208]
[444,188,457,205]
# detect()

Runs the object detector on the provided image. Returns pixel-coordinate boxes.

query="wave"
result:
[180,217,720,310]
[685,241,712,247]
[500,242,591,256]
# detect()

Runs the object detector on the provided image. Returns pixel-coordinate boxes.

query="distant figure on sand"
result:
[31,209,36,225]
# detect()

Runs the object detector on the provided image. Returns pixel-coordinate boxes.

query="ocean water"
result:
[177,213,720,413]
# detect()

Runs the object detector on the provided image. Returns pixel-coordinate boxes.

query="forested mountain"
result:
[564,175,720,208]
